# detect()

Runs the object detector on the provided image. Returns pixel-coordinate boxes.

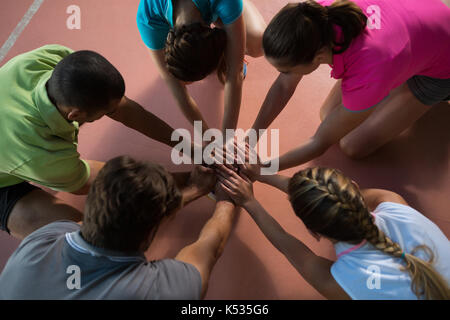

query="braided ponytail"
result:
[364,219,450,299]
[263,0,367,66]
[165,22,227,82]
[288,167,450,299]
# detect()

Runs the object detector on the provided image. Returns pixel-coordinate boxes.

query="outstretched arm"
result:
[222,16,246,133]
[250,72,302,145]
[175,187,237,298]
[108,96,178,148]
[275,105,373,171]
[148,49,210,133]
[216,165,350,300]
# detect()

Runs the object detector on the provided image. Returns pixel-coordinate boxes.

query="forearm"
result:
[258,174,291,193]
[243,199,291,250]
[110,98,177,148]
[181,184,210,206]
[277,137,329,171]
[252,75,299,135]
[179,96,210,132]
[222,77,243,133]
[199,201,236,257]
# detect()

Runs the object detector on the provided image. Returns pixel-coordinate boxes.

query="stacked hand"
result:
[215,164,254,207]
[190,139,267,206]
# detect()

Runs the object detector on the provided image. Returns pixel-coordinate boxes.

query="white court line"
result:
[0,0,44,64]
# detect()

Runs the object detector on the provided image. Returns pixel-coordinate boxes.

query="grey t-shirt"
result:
[0,221,202,299]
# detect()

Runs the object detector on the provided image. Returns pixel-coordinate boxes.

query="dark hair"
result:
[263,0,367,66]
[47,50,125,111]
[165,22,227,82]
[81,156,182,252]
[288,167,450,300]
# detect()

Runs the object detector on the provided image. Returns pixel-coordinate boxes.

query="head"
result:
[263,0,367,75]
[288,167,450,300]
[165,22,227,83]
[81,156,182,253]
[47,50,126,123]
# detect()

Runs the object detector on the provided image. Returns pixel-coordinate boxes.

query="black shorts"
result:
[0,182,39,234]
[407,75,450,106]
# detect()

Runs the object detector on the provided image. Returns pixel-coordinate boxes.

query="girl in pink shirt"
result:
[252,0,450,171]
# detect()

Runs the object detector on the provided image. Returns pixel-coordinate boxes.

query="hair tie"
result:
[401,252,406,259]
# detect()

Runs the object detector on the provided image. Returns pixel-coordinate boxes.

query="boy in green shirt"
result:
[0,44,180,239]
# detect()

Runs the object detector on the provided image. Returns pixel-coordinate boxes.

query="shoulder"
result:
[147,259,202,300]
[21,221,80,246]
[12,221,79,261]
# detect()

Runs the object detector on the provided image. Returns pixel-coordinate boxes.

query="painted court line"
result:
[0,0,44,64]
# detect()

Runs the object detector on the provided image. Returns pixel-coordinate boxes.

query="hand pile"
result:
[190,140,267,206]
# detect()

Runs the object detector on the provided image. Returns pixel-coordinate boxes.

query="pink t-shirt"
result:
[317,0,450,111]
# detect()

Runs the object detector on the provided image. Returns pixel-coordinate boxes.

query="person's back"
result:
[0,221,201,299]
[0,156,237,299]
[0,45,81,190]
[331,201,450,299]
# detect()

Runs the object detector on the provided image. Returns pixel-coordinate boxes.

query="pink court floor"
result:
[0,0,449,299]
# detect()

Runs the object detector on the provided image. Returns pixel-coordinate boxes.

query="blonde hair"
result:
[288,167,450,300]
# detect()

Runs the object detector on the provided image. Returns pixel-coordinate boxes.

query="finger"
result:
[240,173,252,183]
[219,182,236,196]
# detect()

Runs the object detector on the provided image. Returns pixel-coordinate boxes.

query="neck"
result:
[324,48,334,65]
[173,0,204,27]
[46,81,71,122]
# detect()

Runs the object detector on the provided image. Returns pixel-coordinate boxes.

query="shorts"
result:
[407,75,450,106]
[0,182,39,234]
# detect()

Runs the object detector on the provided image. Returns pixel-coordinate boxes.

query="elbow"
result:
[310,137,329,159]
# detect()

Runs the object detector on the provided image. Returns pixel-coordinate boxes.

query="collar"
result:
[335,240,367,259]
[65,231,146,263]
[31,71,80,142]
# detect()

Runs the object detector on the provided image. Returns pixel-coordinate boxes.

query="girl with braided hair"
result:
[249,0,450,171]
[215,151,450,299]
[136,0,266,134]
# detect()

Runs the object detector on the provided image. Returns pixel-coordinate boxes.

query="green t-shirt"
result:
[0,44,90,192]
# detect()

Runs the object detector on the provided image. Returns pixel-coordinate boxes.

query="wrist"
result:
[242,197,258,210]
[216,199,235,210]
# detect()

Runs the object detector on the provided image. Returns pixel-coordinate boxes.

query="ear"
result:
[67,108,85,122]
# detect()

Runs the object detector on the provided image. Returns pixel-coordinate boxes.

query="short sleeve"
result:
[136,1,170,50]
[341,80,390,112]
[20,221,80,247]
[150,259,202,300]
[11,152,90,193]
[215,0,243,25]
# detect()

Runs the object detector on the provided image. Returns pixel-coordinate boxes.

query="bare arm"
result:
[175,166,217,206]
[258,174,290,193]
[251,72,302,142]
[243,199,350,300]
[276,105,373,171]
[175,197,236,298]
[222,16,246,133]
[216,166,349,299]
[148,49,210,132]
[108,96,178,148]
